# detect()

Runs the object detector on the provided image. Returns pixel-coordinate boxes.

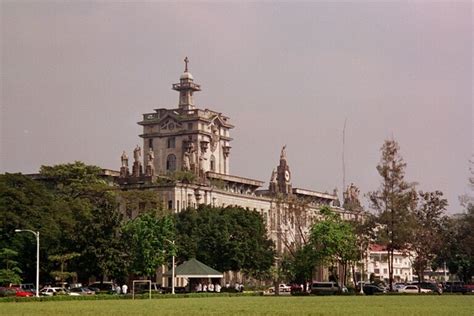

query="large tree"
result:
[368,139,416,291]
[280,244,318,290]
[410,191,447,289]
[121,212,175,278]
[309,206,358,286]
[175,205,275,276]
[440,205,474,282]
[0,173,66,283]
[38,162,126,282]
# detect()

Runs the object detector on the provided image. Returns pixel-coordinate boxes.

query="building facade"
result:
[364,244,414,283]
[118,59,359,282]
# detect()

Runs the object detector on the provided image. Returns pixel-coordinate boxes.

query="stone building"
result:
[118,58,359,283]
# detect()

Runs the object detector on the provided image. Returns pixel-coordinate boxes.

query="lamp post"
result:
[15,229,39,297]
[165,239,175,295]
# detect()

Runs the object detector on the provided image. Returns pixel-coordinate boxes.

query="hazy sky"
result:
[1,1,472,213]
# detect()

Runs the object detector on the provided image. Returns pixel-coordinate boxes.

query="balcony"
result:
[172,82,201,91]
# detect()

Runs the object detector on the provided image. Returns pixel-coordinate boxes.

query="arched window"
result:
[210,155,216,172]
[166,154,176,172]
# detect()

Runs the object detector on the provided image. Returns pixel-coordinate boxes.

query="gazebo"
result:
[164,258,223,292]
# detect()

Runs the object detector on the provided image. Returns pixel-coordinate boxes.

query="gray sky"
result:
[1,1,472,213]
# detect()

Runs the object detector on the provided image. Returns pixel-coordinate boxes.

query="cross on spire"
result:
[184,56,189,72]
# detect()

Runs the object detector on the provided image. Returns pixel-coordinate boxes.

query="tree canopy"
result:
[175,205,275,276]
[368,139,416,290]
[122,212,175,277]
[309,206,358,286]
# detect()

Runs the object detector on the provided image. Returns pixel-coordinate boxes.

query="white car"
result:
[268,284,291,293]
[40,287,68,296]
[399,285,432,294]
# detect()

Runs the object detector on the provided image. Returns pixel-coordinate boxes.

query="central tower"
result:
[138,58,234,177]
[172,57,201,110]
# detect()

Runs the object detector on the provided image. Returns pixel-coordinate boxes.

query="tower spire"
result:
[172,57,201,110]
[184,56,189,72]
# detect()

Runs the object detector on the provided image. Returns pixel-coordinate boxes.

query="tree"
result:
[440,205,474,282]
[0,248,22,285]
[459,156,473,208]
[435,158,474,282]
[122,213,175,278]
[309,207,359,286]
[175,205,275,277]
[49,252,80,284]
[368,139,415,291]
[280,244,318,290]
[410,191,447,290]
[348,213,376,286]
[0,173,66,283]
[38,162,126,282]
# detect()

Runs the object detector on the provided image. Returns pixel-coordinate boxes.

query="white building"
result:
[364,244,414,283]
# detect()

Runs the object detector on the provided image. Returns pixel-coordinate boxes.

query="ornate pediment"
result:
[158,114,182,131]
[210,114,231,128]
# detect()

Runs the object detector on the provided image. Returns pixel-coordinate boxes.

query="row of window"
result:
[373,268,408,276]
[147,137,178,150]
[165,154,216,172]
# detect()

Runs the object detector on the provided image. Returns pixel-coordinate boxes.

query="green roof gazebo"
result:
[163,258,223,292]
[164,258,223,278]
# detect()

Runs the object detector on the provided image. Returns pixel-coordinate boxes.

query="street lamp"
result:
[165,239,175,295]
[15,229,40,297]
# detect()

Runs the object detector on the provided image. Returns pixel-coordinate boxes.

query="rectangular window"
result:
[168,200,173,210]
[383,268,388,274]
[374,268,380,274]
[167,137,175,148]
[148,138,153,149]
[187,123,193,130]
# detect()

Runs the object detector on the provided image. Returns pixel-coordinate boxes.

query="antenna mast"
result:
[342,118,347,197]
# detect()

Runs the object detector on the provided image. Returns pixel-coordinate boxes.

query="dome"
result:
[180,72,194,80]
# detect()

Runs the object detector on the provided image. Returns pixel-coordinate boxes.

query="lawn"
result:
[1,295,473,315]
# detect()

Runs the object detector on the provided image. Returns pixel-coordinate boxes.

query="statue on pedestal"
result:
[182,150,191,171]
[343,183,362,211]
[145,148,155,176]
[269,169,278,193]
[198,153,207,179]
[280,145,287,160]
[132,145,143,177]
[120,151,129,177]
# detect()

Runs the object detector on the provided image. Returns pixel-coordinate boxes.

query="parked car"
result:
[135,282,162,294]
[88,282,115,294]
[13,287,34,297]
[290,284,305,295]
[268,284,291,293]
[465,284,474,293]
[69,287,95,295]
[444,281,468,294]
[310,282,340,295]
[356,281,370,292]
[3,287,34,297]
[20,283,36,293]
[40,287,69,296]
[398,285,431,294]
[415,282,442,294]
[363,284,387,295]
[393,283,406,292]
[0,287,16,297]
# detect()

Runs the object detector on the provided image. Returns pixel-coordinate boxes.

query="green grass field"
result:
[1,295,473,315]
